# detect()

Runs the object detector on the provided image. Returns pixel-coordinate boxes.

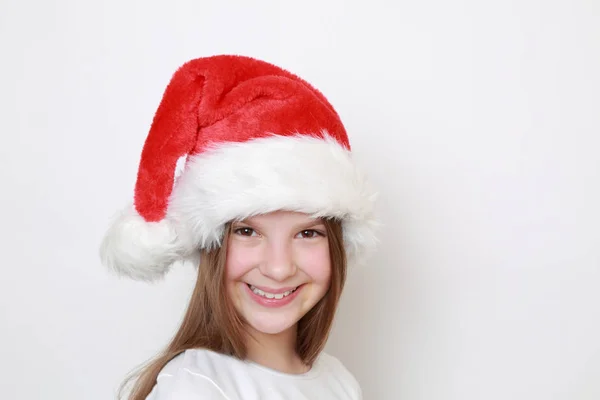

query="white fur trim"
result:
[100,134,378,281]
[99,204,186,281]
[169,133,379,268]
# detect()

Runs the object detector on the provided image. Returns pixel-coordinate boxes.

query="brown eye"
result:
[234,227,256,236]
[297,230,322,239]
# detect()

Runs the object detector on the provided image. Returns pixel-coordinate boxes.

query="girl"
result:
[100,55,378,399]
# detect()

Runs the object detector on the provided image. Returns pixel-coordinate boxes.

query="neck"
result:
[244,324,308,374]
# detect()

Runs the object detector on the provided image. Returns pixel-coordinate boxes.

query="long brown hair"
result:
[119,217,347,399]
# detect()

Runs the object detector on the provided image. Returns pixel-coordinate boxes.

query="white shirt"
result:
[146,349,362,399]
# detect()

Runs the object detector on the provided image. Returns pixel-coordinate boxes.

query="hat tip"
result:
[99,204,184,282]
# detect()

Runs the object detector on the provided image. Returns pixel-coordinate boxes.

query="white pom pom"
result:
[99,205,185,281]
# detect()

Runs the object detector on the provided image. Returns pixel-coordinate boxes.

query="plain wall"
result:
[1,0,598,399]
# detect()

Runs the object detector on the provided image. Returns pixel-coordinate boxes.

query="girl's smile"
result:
[243,283,303,308]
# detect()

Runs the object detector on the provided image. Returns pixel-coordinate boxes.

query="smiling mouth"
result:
[246,284,299,300]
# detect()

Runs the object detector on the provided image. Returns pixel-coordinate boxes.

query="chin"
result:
[250,321,297,336]
[245,310,301,335]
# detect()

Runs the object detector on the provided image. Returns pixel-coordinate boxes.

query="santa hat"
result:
[100,55,378,281]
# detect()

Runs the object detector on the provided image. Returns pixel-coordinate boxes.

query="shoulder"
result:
[317,352,363,399]
[147,350,236,400]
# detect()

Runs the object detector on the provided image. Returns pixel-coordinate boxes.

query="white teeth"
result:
[249,285,297,299]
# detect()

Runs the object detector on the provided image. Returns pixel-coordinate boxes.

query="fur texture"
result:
[99,205,186,281]
[101,134,378,281]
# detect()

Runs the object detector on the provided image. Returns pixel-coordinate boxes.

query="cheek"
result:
[225,241,259,280]
[296,243,331,285]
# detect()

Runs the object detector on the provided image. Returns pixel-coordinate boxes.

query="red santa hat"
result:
[100,55,378,281]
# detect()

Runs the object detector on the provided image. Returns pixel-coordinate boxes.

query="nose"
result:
[259,239,297,282]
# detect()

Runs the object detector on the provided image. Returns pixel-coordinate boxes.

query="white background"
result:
[1,0,599,399]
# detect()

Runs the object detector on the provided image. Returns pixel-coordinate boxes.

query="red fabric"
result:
[134,55,349,222]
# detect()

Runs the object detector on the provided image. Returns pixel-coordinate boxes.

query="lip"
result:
[243,283,303,308]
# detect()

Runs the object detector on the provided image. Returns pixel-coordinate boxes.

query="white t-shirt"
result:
[146,349,362,399]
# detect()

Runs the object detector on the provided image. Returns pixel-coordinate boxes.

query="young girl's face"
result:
[225,210,332,336]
